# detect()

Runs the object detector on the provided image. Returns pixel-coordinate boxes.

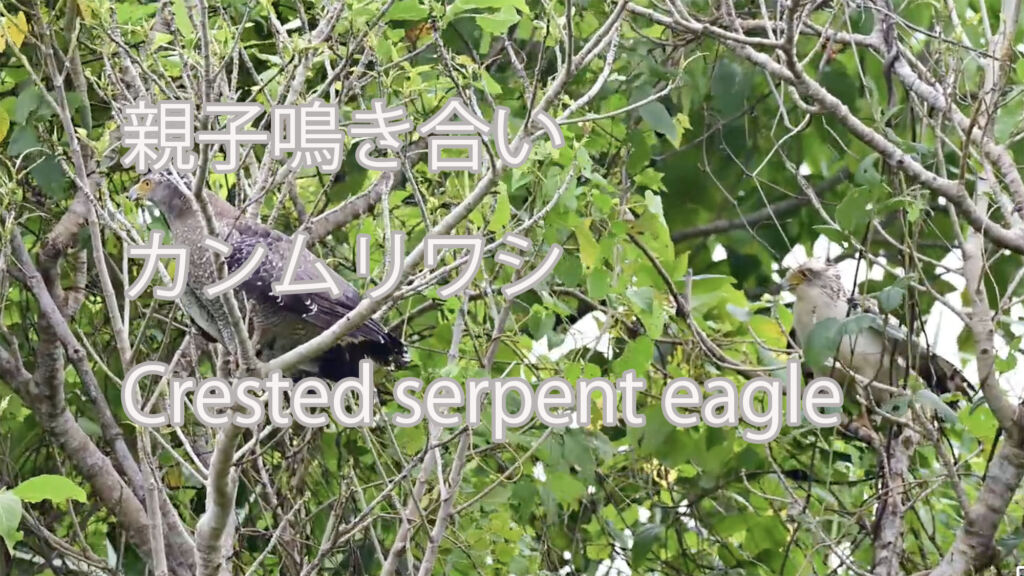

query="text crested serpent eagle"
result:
[128,169,407,380]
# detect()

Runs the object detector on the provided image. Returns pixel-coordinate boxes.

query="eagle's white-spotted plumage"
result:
[129,169,408,380]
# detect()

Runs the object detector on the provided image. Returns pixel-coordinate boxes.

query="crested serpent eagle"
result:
[783,260,972,416]
[128,169,407,380]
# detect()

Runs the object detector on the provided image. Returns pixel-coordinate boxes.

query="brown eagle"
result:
[128,169,407,380]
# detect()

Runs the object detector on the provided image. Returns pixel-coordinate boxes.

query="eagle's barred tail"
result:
[315,331,408,382]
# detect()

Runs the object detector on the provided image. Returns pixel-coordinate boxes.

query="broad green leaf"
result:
[385,0,429,21]
[915,389,958,424]
[13,86,41,125]
[545,471,586,505]
[587,267,612,299]
[613,335,654,375]
[840,313,883,337]
[476,6,520,34]
[12,474,87,503]
[626,287,665,338]
[0,107,8,144]
[877,283,905,312]
[0,491,22,553]
[644,190,663,215]
[448,0,530,19]
[853,153,882,186]
[574,220,600,270]
[632,523,664,565]
[638,102,679,147]
[835,187,875,237]
[488,188,511,232]
[803,317,842,370]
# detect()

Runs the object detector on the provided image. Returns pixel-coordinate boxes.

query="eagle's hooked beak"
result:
[128,177,154,202]
[780,269,803,291]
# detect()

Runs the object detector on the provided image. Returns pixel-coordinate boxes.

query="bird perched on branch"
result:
[783,260,971,432]
[128,169,407,380]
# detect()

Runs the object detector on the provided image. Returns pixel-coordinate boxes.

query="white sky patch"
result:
[781,244,809,270]
[595,557,631,576]
[923,299,964,364]
[138,205,155,227]
[938,251,967,291]
[827,542,855,572]
[1009,303,1024,337]
[676,500,703,533]
[529,310,612,362]
[637,506,651,523]
[812,235,843,261]
[711,243,728,263]
[532,461,547,482]
[798,162,812,176]
[596,529,633,576]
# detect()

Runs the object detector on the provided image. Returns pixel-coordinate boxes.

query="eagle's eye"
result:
[139,178,154,192]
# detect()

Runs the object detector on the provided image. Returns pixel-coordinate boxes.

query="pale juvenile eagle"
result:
[783,260,971,408]
[128,170,407,380]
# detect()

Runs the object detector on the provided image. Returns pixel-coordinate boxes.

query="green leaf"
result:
[877,283,905,312]
[853,153,882,186]
[632,523,664,565]
[638,102,679,147]
[0,491,22,553]
[840,313,883,337]
[574,221,600,270]
[881,394,910,417]
[385,0,429,21]
[803,317,842,370]
[545,471,586,505]
[488,188,511,232]
[12,475,87,504]
[0,107,8,144]
[7,125,40,157]
[587,267,612,299]
[476,6,520,34]
[30,156,69,200]
[835,187,875,237]
[626,287,665,338]
[613,336,654,375]
[448,0,530,19]
[915,389,958,424]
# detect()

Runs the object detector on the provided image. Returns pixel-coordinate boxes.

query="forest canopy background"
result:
[2,0,1024,574]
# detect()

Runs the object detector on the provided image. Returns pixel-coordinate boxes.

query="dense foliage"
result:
[0,0,1023,574]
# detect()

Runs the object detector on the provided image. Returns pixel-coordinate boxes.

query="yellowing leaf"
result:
[488,188,510,232]
[77,0,94,22]
[0,107,9,144]
[4,12,28,49]
[574,220,599,270]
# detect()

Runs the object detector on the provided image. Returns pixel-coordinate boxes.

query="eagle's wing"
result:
[848,294,972,397]
[220,219,406,365]
[178,286,226,344]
